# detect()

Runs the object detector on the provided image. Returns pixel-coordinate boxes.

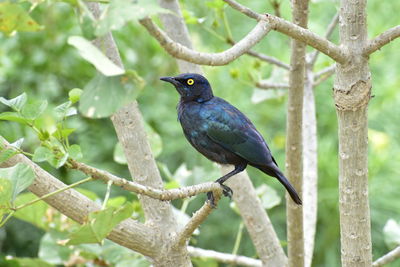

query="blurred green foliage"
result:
[0,0,399,266]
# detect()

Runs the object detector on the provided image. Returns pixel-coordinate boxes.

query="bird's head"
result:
[160,73,214,102]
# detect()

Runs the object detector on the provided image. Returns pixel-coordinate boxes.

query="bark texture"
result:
[334,0,372,266]
[286,1,309,266]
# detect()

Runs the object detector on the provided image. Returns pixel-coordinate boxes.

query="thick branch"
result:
[69,159,222,201]
[139,17,271,66]
[363,25,400,56]
[0,139,156,257]
[308,12,339,67]
[188,246,262,267]
[372,246,400,267]
[223,0,346,64]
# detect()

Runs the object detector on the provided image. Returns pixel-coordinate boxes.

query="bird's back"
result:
[178,97,274,167]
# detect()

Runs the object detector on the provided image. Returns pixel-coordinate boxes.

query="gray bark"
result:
[334,0,372,266]
[286,1,309,266]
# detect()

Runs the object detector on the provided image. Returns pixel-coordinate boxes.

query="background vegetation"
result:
[0,0,399,266]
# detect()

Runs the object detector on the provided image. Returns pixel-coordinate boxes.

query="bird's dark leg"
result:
[207,163,247,207]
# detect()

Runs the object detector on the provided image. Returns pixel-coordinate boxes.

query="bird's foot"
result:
[219,183,233,199]
[206,183,233,208]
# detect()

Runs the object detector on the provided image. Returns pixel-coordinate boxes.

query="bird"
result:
[160,73,302,205]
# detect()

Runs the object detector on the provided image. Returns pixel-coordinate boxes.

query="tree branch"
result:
[0,139,156,258]
[174,196,221,248]
[223,0,347,64]
[188,246,262,267]
[256,80,289,89]
[227,39,290,69]
[68,159,222,201]
[313,64,336,87]
[308,12,339,67]
[363,25,400,56]
[372,246,400,267]
[139,17,271,66]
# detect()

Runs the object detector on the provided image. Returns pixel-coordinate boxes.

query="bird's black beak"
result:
[160,76,179,86]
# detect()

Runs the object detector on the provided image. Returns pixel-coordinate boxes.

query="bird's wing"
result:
[206,102,273,166]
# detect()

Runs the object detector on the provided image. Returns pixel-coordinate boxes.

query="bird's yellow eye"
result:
[187,79,194,85]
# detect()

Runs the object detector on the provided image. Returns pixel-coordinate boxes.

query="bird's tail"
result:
[257,165,302,205]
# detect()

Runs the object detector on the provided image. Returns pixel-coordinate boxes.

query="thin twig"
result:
[313,64,336,86]
[222,0,263,20]
[14,176,93,211]
[364,25,400,56]
[372,246,400,267]
[140,17,271,66]
[256,80,289,89]
[174,194,221,248]
[188,246,262,267]
[308,12,339,67]
[68,159,222,201]
[226,38,290,69]
[223,0,346,64]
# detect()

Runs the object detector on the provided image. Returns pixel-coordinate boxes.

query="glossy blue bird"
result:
[160,73,302,205]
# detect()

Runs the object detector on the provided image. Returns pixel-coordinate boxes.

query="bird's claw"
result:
[206,191,217,208]
[206,183,233,208]
[220,183,233,199]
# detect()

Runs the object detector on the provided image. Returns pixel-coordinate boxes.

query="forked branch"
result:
[223,0,347,64]
[140,17,271,66]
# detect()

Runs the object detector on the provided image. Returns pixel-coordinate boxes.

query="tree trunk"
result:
[286,1,309,266]
[334,0,372,266]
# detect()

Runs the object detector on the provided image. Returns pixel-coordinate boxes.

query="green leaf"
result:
[255,184,281,210]
[0,178,12,206]
[68,88,83,104]
[54,101,72,119]
[95,0,170,36]
[32,146,52,163]
[0,3,42,35]
[52,127,75,140]
[21,100,48,120]
[0,93,27,112]
[113,142,127,165]
[0,163,35,202]
[47,152,68,169]
[68,36,125,76]
[67,144,82,160]
[0,148,18,164]
[79,72,142,118]
[14,193,49,230]
[0,111,32,124]
[66,204,133,245]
